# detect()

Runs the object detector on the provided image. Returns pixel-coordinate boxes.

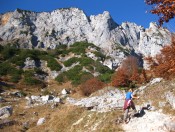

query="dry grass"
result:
[27,105,83,132]
[0,80,125,132]
[28,105,124,132]
[0,97,59,132]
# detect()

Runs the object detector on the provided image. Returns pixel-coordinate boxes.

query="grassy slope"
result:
[28,105,124,132]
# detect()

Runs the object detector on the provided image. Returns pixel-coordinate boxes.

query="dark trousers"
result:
[123,100,137,121]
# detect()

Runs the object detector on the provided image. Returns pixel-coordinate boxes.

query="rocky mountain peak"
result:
[0,8,172,69]
[0,12,12,26]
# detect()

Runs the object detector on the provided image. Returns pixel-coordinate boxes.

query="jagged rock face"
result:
[138,23,171,57]
[0,8,171,67]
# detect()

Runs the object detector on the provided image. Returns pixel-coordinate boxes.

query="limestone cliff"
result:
[0,8,171,68]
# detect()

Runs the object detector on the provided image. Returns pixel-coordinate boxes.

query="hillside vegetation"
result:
[0,36,175,132]
[0,41,117,96]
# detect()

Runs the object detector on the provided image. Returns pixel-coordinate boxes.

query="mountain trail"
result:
[122,107,175,132]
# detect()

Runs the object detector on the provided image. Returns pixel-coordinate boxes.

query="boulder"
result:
[37,117,45,125]
[0,106,13,119]
[24,57,37,69]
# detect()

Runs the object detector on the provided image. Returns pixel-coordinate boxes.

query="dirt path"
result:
[122,109,175,132]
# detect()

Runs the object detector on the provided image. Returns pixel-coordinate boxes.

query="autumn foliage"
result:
[145,0,175,25]
[80,78,105,96]
[112,56,146,87]
[145,35,175,79]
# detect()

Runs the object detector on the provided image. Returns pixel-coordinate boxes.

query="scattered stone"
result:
[37,117,45,125]
[149,106,156,111]
[0,119,16,129]
[150,78,162,85]
[41,95,54,102]
[53,97,61,103]
[0,106,13,119]
[51,103,58,109]
[0,96,5,102]
[22,121,29,130]
[165,92,175,109]
[31,95,41,101]
[26,96,33,106]
[159,102,166,108]
[61,89,69,95]
[115,116,123,124]
[10,91,23,98]
[25,95,61,107]
[33,112,38,116]
[19,112,26,116]
[164,121,175,132]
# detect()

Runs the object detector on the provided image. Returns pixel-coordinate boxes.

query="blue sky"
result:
[0,0,174,30]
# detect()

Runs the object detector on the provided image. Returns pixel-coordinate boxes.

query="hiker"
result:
[123,88,139,123]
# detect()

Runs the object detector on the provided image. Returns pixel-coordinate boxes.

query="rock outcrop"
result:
[67,87,125,112]
[0,8,171,68]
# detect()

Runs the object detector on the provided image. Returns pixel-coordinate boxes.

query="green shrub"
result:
[20,30,28,35]
[55,73,67,83]
[47,58,62,71]
[79,57,94,66]
[0,45,3,52]
[20,49,46,60]
[66,65,82,80]
[8,49,46,67]
[23,70,42,85]
[1,46,18,60]
[10,74,21,83]
[95,62,114,74]
[0,61,23,82]
[69,42,97,55]
[47,50,59,57]
[65,65,90,85]
[85,65,94,72]
[55,45,69,55]
[72,71,93,85]
[39,55,62,71]
[99,73,112,83]
[80,72,93,84]
[63,57,79,67]
[68,47,86,55]
[9,56,25,66]
[34,68,47,75]
[24,77,42,85]
[56,44,67,50]
[9,69,23,83]
[0,62,20,76]
[93,51,106,61]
